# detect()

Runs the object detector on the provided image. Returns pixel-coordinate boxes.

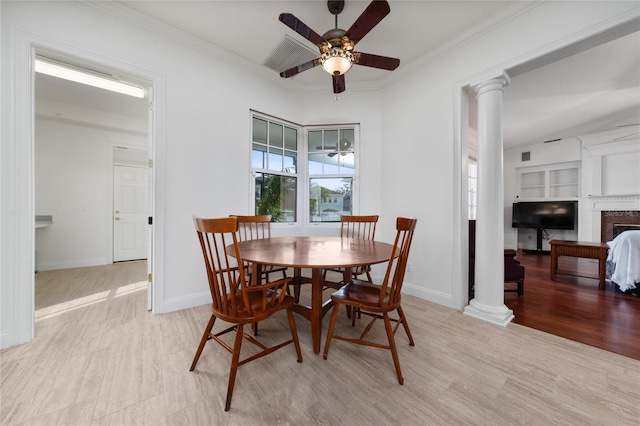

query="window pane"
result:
[338,153,354,174]
[255,173,297,223]
[252,143,266,169]
[309,177,352,222]
[308,153,324,174]
[284,150,297,173]
[323,160,340,174]
[341,128,354,146]
[269,122,284,148]
[268,147,283,172]
[253,118,267,143]
[284,127,297,151]
[308,130,322,153]
[325,130,338,151]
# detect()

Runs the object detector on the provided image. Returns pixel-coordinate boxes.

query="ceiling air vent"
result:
[263,35,318,73]
[521,151,531,161]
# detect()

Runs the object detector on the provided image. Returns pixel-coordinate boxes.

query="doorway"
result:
[33,52,154,309]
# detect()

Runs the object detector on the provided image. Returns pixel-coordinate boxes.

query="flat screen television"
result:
[512,200,577,253]
[512,201,577,230]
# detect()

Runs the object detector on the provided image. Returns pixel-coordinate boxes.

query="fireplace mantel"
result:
[586,194,640,212]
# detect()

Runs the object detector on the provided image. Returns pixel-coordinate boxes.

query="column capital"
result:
[473,72,511,97]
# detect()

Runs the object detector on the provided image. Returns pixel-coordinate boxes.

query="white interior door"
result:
[113,165,148,262]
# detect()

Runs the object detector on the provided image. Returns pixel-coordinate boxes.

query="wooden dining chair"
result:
[323,217,417,385]
[292,215,379,304]
[326,214,379,282]
[232,214,288,282]
[190,216,302,411]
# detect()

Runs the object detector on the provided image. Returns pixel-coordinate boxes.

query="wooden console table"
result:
[549,240,609,289]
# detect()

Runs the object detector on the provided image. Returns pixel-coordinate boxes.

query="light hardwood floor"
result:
[2,261,639,425]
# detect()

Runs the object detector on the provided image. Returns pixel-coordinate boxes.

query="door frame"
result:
[7,29,166,347]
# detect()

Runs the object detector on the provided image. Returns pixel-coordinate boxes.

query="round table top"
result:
[234,236,394,269]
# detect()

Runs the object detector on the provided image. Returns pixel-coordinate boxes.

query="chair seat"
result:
[331,280,395,312]
[217,289,295,324]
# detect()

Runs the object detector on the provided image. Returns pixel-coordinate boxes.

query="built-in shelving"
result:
[518,165,579,199]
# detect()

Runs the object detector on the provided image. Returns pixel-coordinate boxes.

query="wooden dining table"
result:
[232,236,395,354]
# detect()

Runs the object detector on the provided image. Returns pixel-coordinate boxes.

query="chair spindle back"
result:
[193,216,249,319]
[378,217,417,306]
[340,215,378,240]
[233,214,273,241]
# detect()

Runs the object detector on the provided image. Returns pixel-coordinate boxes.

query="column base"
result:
[463,299,514,327]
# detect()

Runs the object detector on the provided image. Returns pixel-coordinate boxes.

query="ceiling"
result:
[35,1,640,149]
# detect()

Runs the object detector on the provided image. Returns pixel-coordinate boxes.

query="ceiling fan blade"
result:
[328,152,338,157]
[355,52,400,70]
[279,13,326,46]
[333,74,346,93]
[279,58,321,78]
[344,0,391,45]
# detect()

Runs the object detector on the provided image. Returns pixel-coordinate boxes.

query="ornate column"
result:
[464,73,514,326]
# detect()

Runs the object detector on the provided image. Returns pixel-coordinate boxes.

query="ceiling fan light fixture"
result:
[321,48,354,76]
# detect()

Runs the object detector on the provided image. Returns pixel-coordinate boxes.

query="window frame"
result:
[305,124,360,228]
[250,112,360,230]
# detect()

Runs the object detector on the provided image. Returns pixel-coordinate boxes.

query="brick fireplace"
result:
[600,210,640,242]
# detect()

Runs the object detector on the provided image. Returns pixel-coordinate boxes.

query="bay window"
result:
[251,113,358,226]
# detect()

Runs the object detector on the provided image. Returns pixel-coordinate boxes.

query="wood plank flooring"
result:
[1,261,639,425]
[506,250,640,361]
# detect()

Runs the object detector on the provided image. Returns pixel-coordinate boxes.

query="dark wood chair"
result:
[323,217,417,385]
[232,214,288,282]
[293,214,379,304]
[190,216,302,411]
[324,214,379,282]
[468,220,525,298]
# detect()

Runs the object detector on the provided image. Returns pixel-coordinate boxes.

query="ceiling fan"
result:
[317,138,352,157]
[279,0,400,93]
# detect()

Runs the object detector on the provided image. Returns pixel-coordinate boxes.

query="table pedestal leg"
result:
[310,268,323,354]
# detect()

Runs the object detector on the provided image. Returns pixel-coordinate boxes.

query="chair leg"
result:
[293,268,302,303]
[190,314,216,371]
[225,324,245,411]
[323,304,341,360]
[397,306,415,346]
[287,309,303,363]
[383,313,404,385]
